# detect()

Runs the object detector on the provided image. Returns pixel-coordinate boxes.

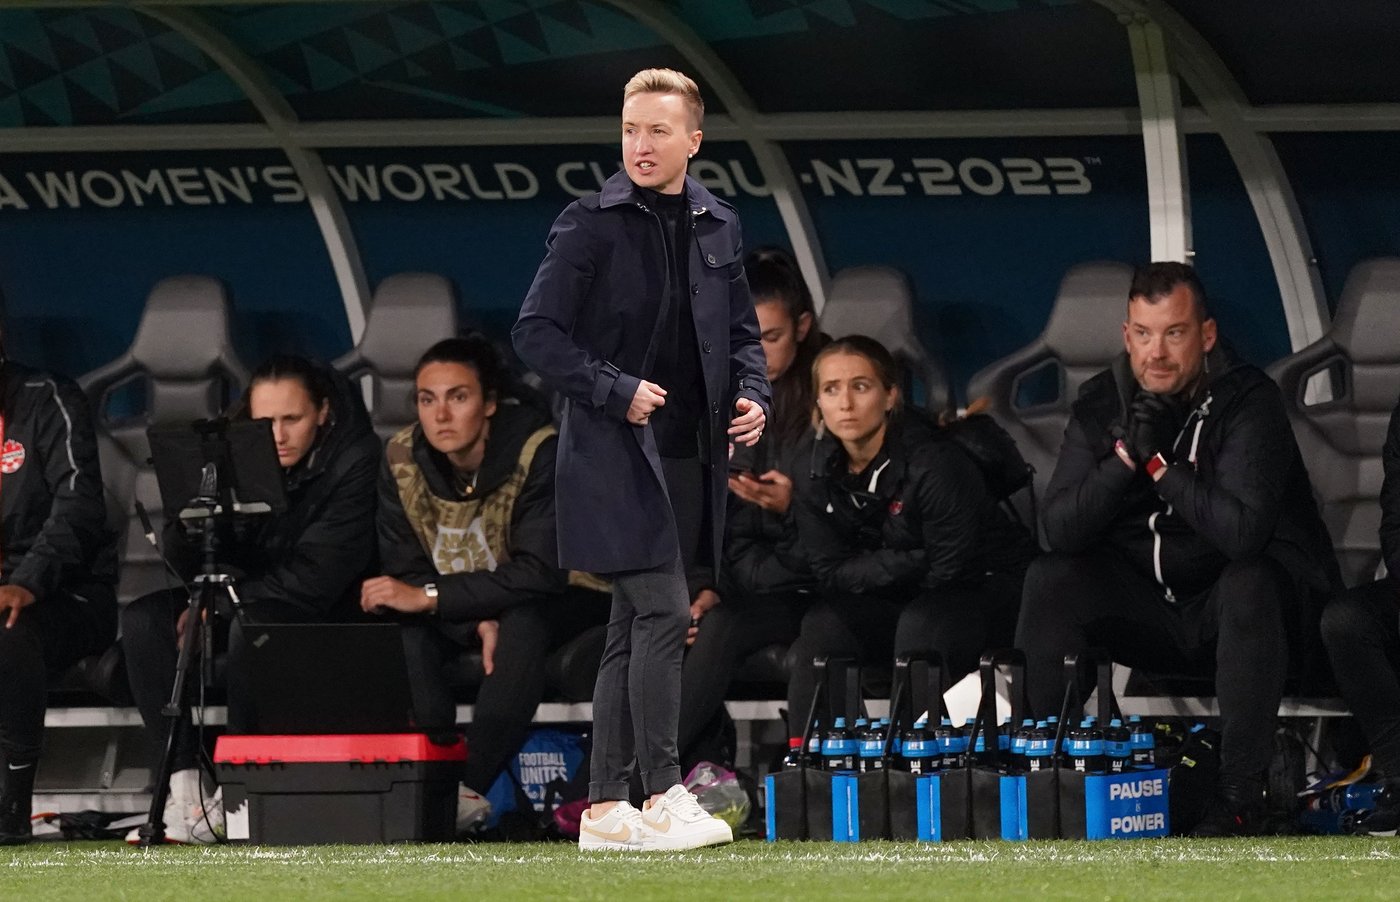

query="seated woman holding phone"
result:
[784,335,1037,737]
[678,247,827,769]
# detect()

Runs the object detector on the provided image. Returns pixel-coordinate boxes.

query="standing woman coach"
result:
[514,68,770,852]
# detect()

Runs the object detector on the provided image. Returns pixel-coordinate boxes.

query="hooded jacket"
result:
[376,400,567,623]
[168,365,380,620]
[1043,345,1340,601]
[792,409,1037,598]
[0,361,116,607]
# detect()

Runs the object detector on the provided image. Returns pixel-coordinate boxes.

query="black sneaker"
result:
[1190,773,1266,838]
[1355,784,1400,837]
[0,757,37,846]
[0,793,32,846]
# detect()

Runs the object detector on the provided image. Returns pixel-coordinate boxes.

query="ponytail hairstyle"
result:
[413,332,505,401]
[243,354,332,414]
[810,334,904,416]
[746,246,823,452]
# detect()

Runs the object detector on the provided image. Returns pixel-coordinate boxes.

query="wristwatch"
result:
[423,582,439,611]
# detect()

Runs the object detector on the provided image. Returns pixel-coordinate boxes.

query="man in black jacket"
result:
[361,336,607,835]
[1322,394,1400,835]
[122,356,380,843]
[0,347,117,845]
[1016,262,1338,836]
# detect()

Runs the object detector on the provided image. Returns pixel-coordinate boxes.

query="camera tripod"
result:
[135,466,267,847]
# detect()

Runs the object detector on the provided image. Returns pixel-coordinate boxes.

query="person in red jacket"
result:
[0,340,117,846]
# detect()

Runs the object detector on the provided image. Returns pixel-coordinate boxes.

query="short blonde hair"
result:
[623,68,704,129]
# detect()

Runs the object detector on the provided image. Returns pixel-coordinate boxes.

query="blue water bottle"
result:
[932,718,955,770]
[1103,718,1132,774]
[901,717,935,775]
[858,719,884,772]
[1010,718,1035,773]
[1026,721,1054,772]
[823,716,857,772]
[1128,715,1155,768]
[880,718,899,757]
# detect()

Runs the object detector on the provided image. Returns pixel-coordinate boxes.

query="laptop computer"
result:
[240,623,419,734]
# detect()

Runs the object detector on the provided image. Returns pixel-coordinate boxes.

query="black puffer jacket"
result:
[1379,397,1400,586]
[168,366,381,620]
[0,362,117,607]
[377,400,567,623]
[792,409,1037,598]
[723,433,814,601]
[1043,345,1339,600]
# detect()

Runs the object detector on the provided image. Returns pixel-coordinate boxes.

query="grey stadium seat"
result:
[966,261,1135,512]
[1267,257,1400,588]
[79,275,249,604]
[820,265,952,414]
[333,273,459,441]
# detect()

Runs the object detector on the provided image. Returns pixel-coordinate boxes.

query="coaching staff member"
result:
[514,68,770,851]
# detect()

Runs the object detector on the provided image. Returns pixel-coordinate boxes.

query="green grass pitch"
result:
[3,838,1399,901]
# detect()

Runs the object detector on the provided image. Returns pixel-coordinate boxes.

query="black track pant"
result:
[1016,551,1294,779]
[1322,579,1400,776]
[679,592,804,767]
[785,572,1024,734]
[0,589,114,765]
[401,590,609,795]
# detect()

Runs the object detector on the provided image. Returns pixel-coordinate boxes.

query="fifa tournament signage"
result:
[0,148,1102,212]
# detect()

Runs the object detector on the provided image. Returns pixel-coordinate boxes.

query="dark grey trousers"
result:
[588,457,701,803]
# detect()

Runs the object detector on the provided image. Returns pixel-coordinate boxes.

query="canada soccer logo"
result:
[888,498,904,516]
[0,439,24,475]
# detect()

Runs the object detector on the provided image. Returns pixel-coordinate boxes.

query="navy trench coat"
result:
[513,171,772,575]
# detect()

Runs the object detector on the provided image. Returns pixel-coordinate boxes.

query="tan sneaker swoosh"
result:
[581,821,635,843]
[644,811,672,832]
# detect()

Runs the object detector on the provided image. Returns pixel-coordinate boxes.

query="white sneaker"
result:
[126,769,223,845]
[640,784,733,851]
[187,785,225,843]
[456,785,492,835]
[578,800,647,852]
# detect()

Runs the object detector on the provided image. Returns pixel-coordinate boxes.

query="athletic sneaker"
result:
[188,786,226,843]
[456,785,492,835]
[126,769,224,845]
[0,758,35,846]
[578,800,647,852]
[0,792,32,846]
[640,784,734,851]
[1190,774,1266,838]
[1357,784,1400,837]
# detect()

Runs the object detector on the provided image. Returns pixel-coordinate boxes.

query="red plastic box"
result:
[214,734,466,845]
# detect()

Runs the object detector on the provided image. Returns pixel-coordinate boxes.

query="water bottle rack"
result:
[766,650,1172,842]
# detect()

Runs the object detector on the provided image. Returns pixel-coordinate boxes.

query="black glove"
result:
[1126,391,1186,465]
